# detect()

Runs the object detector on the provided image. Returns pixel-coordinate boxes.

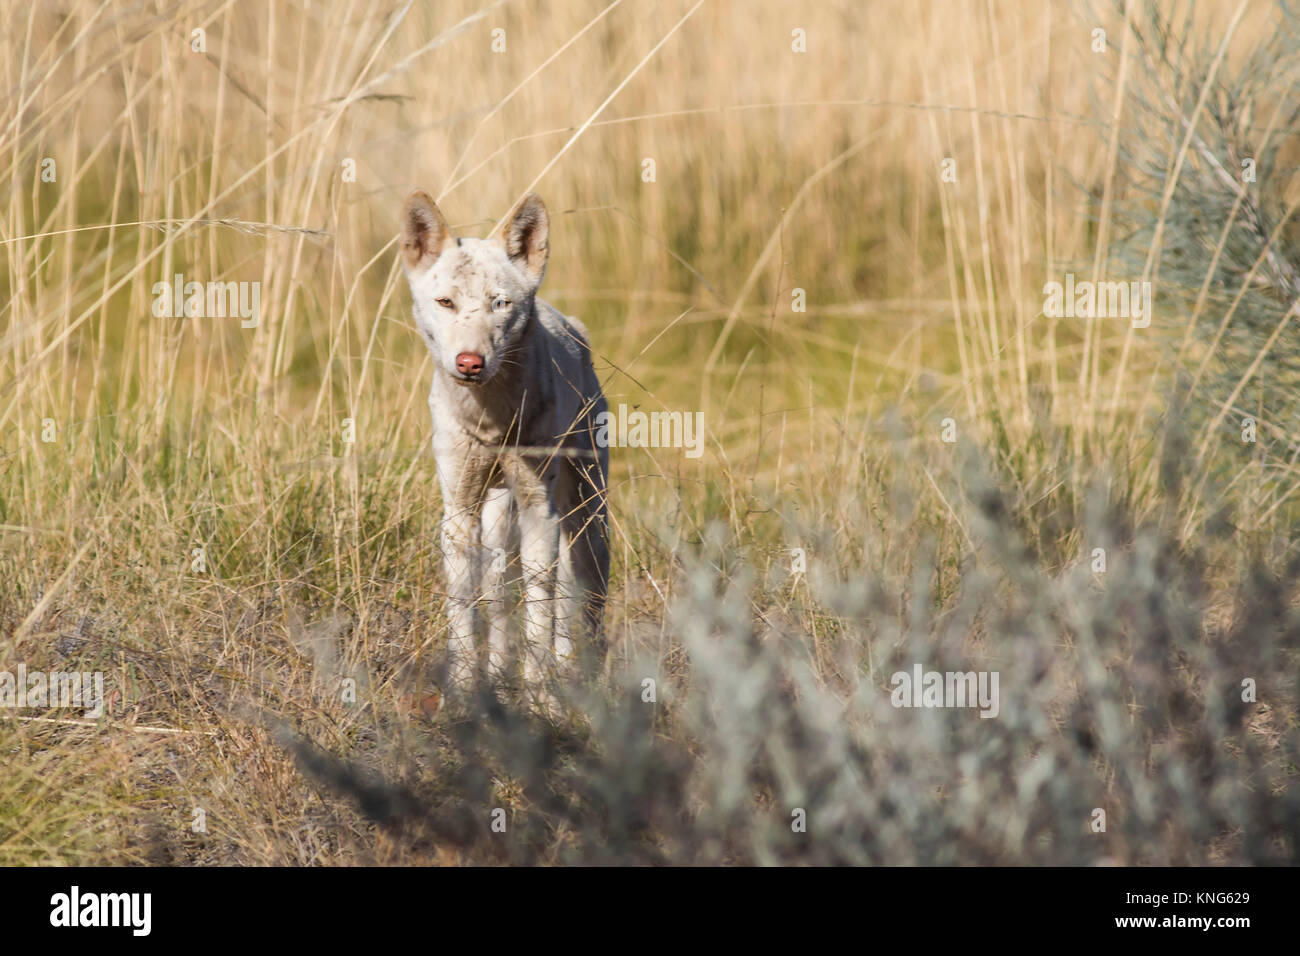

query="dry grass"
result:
[1,0,1297,864]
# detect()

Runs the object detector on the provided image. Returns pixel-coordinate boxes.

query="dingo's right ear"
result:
[401,190,452,273]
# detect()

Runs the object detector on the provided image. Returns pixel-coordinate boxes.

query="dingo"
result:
[400,189,609,711]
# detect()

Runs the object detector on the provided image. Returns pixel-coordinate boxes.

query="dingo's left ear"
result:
[401,189,451,273]
[496,193,549,288]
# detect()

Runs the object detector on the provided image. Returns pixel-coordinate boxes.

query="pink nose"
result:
[456,352,484,376]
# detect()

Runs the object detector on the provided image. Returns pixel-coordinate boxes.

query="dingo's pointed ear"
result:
[401,190,451,273]
[497,193,549,288]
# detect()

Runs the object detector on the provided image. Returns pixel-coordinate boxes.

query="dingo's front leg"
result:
[440,498,482,694]
[516,483,560,709]
[480,486,514,682]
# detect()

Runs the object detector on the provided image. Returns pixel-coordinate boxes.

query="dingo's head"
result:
[400,190,549,386]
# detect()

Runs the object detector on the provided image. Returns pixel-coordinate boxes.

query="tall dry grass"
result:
[1,0,1297,864]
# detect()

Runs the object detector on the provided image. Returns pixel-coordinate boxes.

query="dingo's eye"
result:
[436,297,455,309]
[491,295,511,311]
